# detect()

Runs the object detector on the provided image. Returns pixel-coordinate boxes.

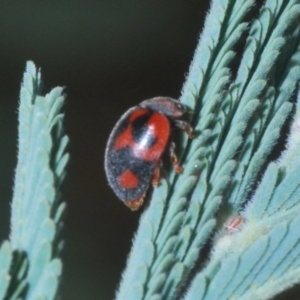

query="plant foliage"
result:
[0,61,69,300]
[116,1,300,299]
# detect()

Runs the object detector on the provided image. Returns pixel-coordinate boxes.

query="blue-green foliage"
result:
[0,61,69,300]
[0,242,12,299]
[116,1,300,300]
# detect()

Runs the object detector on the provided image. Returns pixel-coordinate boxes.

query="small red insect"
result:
[104,97,193,211]
[224,215,244,233]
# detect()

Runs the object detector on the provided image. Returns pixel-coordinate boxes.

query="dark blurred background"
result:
[0,1,210,299]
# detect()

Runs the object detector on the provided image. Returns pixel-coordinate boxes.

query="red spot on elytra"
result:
[135,112,170,161]
[118,170,139,189]
[114,111,170,162]
[114,108,149,150]
[114,126,134,150]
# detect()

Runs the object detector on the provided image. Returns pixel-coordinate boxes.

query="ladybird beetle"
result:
[104,97,193,211]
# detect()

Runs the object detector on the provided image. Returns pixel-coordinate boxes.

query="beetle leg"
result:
[169,141,183,173]
[173,120,194,138]
[152,163,161,187]
[125,195,145,211]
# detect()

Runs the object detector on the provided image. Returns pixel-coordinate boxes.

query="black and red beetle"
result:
[104,97,193,211]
